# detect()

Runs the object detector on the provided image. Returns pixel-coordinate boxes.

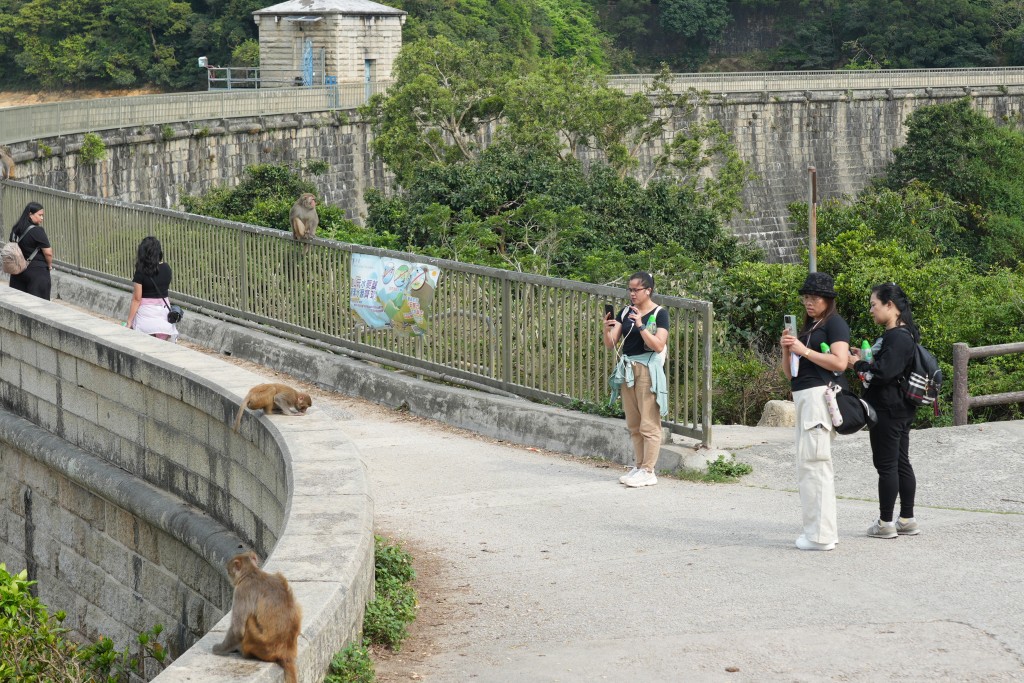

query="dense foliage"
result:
[0,564,168,681]
[586,0,1024,71]
[5,0,1024,90]
[362,43,757,278]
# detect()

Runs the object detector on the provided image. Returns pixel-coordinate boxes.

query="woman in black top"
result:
[8,202,54,300]
[126,236,179,342]
[848,283,920,538]
[781,272,850,551]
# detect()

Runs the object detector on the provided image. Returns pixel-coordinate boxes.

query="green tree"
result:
[882,98,1024,268]
[362,36,515,187]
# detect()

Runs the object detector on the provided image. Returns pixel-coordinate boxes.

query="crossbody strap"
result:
[14,225,41,263]
[146,274,172,310]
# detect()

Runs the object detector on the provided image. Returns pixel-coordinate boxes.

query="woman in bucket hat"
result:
[780,272,850,551]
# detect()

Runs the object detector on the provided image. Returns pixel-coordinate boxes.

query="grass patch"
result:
[364,536,417,649]
[673,454,753,483]
[326,535,418,682]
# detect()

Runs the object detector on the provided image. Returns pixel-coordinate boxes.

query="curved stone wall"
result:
[0,286,374,681]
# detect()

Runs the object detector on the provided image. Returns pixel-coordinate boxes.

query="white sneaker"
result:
[619,467,639,484]
[625,469,657,488]
[795,534,836,551]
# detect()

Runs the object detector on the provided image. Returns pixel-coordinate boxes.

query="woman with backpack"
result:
[126,236,179,342]
[604,271,669,488]
[780,272,850,551]
[7,202,54,300]
[847,282,920,538]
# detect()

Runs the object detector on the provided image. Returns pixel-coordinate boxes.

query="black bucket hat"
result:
[798,272,837,299]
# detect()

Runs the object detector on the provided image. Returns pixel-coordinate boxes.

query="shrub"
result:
[0,564,168,681]
[79,133,106,164]
[324,641,375,683]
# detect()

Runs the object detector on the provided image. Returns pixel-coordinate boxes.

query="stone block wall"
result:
[0,286,375,681]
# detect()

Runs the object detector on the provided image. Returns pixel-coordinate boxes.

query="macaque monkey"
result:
[0,148,14,179]
[233,383,312,431]
[289,193,318,241]
[213,552,302,683]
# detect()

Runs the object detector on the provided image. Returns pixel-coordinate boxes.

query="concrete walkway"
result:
[329,398,1024,682]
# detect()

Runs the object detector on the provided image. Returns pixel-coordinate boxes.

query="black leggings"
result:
[868,409,916,522]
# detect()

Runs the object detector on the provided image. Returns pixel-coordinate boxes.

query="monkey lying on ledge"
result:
[213,552,302,683]
[233,383,312,432]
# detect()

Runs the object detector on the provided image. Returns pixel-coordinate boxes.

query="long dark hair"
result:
[135,236,163,278]
[10,202,43,240]
[872,282,920,342]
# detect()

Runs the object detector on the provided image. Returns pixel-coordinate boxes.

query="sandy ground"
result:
[0,87,165,109]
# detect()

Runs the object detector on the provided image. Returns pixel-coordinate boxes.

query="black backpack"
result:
[898,327,942,413]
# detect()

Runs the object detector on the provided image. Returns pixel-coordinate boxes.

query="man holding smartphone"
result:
[604,272,670,488]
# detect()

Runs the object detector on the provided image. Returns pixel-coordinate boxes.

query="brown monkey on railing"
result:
[233,383,312,432]
[289,193,318,241]
[0,147,14,179]
[212,551,301,683]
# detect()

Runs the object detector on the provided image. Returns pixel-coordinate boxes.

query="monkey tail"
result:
[280,657,298,683]
[233,399,247,432]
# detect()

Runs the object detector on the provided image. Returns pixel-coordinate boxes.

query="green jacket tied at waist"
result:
[609,352,668,417]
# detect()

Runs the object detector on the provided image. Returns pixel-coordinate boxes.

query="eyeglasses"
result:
[627,287,650,293]
[801,295,823,303]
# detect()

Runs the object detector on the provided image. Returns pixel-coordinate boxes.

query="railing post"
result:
[952,342,970,426]
[702,304,713,447]
[238,231,248,313]
[501,274,512,384]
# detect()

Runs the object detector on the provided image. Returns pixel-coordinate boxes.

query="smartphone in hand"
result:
[604,303,615,321]
[783,314,798,336]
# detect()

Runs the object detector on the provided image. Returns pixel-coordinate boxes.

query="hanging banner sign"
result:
[350,253,441,335]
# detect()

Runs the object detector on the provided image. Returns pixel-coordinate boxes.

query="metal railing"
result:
[1,181,713,443]
[0,81,392,146]
[609,66,1024,95]
[952,342,1024,425]
[205,65,330,89]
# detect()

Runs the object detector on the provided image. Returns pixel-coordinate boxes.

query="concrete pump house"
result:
[253,0,406,86]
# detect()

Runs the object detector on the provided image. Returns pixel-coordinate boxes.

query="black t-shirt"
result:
[618,306,670,357]
[791,314,851,391]
[11,225,50,262]
[132,263,173,299]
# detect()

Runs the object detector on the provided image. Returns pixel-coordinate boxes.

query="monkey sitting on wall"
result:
[0,147,14,179]
[289,193,318,242]
[233,383,312,432]
[212,551,302,683]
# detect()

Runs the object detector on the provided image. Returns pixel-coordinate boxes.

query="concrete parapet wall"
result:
[0,286,374,682]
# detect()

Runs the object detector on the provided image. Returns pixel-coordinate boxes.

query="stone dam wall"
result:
[6,87,1024,261]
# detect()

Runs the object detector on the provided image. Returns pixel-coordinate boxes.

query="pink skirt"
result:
[133,298,179,341]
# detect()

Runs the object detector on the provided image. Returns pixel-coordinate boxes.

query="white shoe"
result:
[625,469,657,488]
[619,467,639,484]
[795,534,836,551]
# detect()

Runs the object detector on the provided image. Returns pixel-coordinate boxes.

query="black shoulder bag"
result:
[147,274,184,324]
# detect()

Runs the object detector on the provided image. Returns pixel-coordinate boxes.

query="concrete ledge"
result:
[0,286,374,682]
